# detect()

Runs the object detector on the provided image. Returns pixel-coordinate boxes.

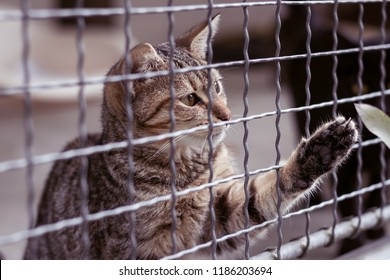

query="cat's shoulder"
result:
[42,133,102,193]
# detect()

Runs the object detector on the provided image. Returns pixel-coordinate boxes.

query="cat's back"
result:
[24,134,101,259]
[37,133,102,222]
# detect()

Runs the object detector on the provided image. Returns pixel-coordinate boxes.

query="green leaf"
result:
[355,103,390,149]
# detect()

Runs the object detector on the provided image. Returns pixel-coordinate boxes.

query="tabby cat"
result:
[24,15,358,259]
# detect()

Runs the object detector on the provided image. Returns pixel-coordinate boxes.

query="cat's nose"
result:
[213,105,231,122]
[221,109,232,122]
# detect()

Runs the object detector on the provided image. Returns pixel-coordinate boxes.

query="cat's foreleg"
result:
[250,116,358,222]
[212,117,358,250]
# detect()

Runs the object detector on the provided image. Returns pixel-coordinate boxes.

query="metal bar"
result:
[352,2,365,237]
[0,1,387,22]
[167,0,178,256]
[205,0,217,260]
[301,2,312,258]
[0,134,382,206]
[328,0,340,247]
[75,0,90,259]
[251,204,390,260]
[2,86,390,175]
[20,0,36,258]
[241,0,251,260]
[122,0,137,260]
[164,180,390,260]
[1,177,389,253]
[379,0,389,226]
[2,44,390,96]
[274,0,283,260]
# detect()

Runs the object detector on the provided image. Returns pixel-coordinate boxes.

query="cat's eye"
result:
[180,93,200,106]
[214,80,221,94]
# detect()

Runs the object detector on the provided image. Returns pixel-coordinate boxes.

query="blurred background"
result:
[1,0,389,259]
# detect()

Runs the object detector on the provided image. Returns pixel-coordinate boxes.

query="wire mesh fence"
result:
[0,0,389,260]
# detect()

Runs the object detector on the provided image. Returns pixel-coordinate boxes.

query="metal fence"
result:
[0,0,390,260]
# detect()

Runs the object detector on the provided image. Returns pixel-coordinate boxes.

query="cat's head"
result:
[103,14,231,150]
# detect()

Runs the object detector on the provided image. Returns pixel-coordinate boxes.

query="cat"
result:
[24,15,358,260]
[281,4,390,254]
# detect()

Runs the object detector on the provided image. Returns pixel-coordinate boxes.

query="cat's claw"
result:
[297,116,358,180]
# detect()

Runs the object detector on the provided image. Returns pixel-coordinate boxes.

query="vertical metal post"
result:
[167,0,178,256]
[353,2,365,237]
[274,0,283,260]
[378,0,388,225]
[242,0,251,260]
[301,3,312,258]
[75,0,90,259]
[329,0,340,246]
[206,0,217,259]
[20,0,36,257]
[122,0,137,259]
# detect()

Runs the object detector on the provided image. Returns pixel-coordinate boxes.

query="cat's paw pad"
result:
[297,116,358,177]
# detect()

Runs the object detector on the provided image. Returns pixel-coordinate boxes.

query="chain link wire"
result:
[20,0,36,259]
[241,0,251,260]
[301,3,312,258]
[122,0,138,260]
[75,0,91,260]
[328,0,340,247]
[274,0,283,260]
[167,0,179,257]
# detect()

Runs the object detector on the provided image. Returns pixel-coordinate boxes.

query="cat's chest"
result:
[132,144,235,192]
[190,151,236,188]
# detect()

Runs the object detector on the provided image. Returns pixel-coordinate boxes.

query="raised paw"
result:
[295,116,358,184]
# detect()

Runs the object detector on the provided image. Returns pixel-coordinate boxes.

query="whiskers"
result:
[225,114,242,135]
[143,134,188,165]
[200,137,209,159]
[142,116,242,165]
[219,67,240,74]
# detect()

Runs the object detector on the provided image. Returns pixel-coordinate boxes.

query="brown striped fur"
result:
[24,15,358,259]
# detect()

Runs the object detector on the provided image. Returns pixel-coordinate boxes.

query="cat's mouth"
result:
[196,123,229,142]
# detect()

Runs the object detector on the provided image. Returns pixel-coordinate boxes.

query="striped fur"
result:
[24,15,358,260]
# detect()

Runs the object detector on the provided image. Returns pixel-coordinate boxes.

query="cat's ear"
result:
[107,43,162,78]
[176,14,221,60]
[130,43,163,73]
[104,43,162,119]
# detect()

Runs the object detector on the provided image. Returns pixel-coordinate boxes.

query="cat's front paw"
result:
[296,116,358,183]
